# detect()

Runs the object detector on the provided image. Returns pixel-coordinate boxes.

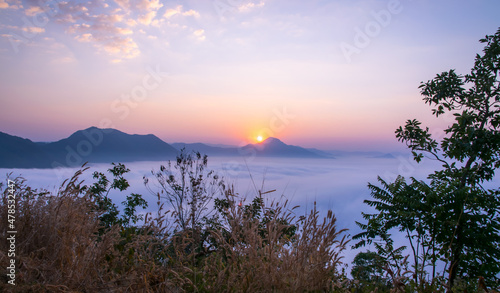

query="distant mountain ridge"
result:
[171,142,239,156]
[43,127,179,167]
[0,132,56,168]
[0,127,328,169]
[171,137,326,159]
[241,137,325,158]
[0,127,178,168]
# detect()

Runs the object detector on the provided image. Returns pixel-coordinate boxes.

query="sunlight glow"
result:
[257,135,263,142]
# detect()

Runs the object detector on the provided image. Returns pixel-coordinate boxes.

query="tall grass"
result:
[0,170,176,292]
[180,188,348,292]
[0,167,349,292]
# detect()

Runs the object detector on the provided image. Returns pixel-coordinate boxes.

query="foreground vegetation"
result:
[0,157,348,292]
[353,27,500,292]
[1,28,499,292]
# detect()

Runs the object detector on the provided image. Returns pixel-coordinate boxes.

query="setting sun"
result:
[257,136,263,142]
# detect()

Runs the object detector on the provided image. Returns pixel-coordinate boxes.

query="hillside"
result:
[0,127,178,168]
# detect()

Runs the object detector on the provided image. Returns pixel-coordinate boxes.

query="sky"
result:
[0,0,499,151]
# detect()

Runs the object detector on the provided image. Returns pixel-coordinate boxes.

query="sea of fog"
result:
[1,154,448,270]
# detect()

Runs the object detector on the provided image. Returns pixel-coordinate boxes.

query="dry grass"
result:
[193,189,349,292]
[0,169,349,292]
[0,171,112,291]
[0,170,177,292]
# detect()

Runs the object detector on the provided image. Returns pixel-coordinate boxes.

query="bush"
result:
[0,155,349,292]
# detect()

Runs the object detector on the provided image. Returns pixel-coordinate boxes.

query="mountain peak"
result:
[261,137,285,146]
[78,126,121,134]
[242,137,324,158]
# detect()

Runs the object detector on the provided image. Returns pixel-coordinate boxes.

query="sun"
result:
[257,135,263,142]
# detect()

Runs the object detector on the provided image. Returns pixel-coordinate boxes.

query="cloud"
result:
[0,0,21,10]
[163,5,200,19]
[24,5,43,16]
[22,26,45,34]
[0,33,15,40]
[0,0,202,61]
[117,27,133,35]
[0,153,443,269]
[72,21,140,60]
[136,0,162,11]
[238,1,265,12]
[114,0,162,11]
[73,33,139,62]
[2,1,138,61]
[193,29,206,41]
[125,19,138,27]
[163,5,182,18]
[102,36,139,59]
[0,24,21,30]
[138,10,157,25]
[75,33,92,42]
[65,8,140,60]
[113,0,130,10]
[113,0,163,26]
[183,9,200,18]
[56,13,77,23]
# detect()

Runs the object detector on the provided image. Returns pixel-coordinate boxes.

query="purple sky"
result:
[0,0,499,151]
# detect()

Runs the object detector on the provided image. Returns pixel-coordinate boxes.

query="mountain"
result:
[306,147,336,158]
[171,142,239,156]
[203,143,238,148]
[42,127,179,167]
[0,127,178,168]
[241,137,325,158]
[0,131,55,168]
[0,128,329,169]
[172,138,327,159]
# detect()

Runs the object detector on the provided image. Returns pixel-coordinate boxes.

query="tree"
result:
[351,251,390,291]
[355,27,500,290]
[146,149,225,231]
[354,176,439,291]
[145,149,225,259]
[87,163,148,229]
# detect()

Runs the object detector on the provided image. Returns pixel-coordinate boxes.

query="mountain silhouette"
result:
[241,137,324,158]
[0,127,178,168]
[0,129,328,169]
[171,142,239,156]
[42,127,178,167]
[0,131,55,168]
[171,138,325,158]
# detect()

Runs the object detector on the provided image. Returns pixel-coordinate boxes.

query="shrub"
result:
[1,155,349,292]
